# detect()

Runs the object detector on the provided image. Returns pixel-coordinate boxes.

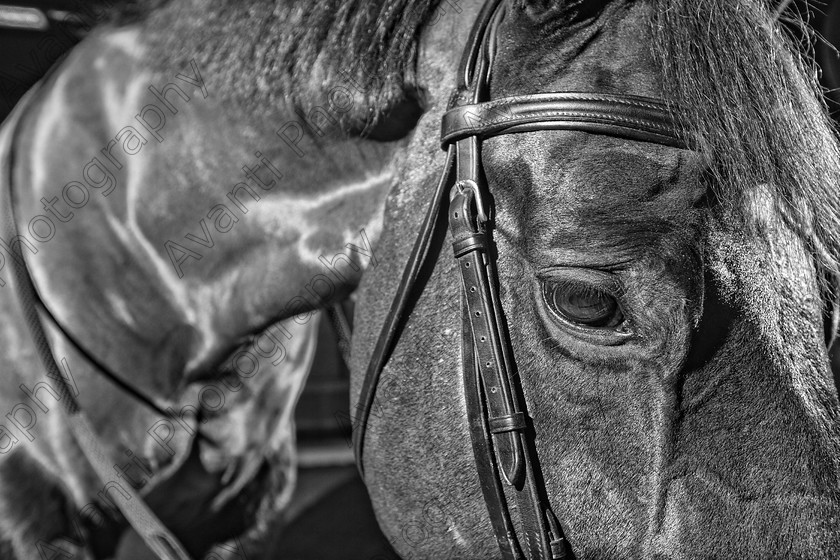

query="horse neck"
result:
[10,27,395,396]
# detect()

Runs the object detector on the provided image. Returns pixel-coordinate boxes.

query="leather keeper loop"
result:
[550,539,568,559]
[453,234,487,257]
[489,412,527,434]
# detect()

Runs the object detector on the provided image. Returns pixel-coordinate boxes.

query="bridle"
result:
[352,1,687,558]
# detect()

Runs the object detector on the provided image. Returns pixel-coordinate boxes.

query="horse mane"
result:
[649,0,840,288]
[107,0,442,131]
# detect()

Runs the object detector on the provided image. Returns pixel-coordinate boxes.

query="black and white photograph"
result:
[0,0,839,558]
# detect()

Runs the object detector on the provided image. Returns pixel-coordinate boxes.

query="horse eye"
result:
[543,281,624,328]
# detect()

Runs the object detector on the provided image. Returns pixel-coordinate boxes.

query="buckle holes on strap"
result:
[470,286,476,293]
[465,262,471,268]
[480,336,486,342]
[486,361,492,367]
[475,311,482,317]
[454,211,459,218]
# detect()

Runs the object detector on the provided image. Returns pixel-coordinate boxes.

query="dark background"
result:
[0,1,110,120]
[778,0,840,118]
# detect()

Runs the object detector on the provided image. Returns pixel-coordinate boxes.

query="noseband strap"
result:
[353,0,687,558]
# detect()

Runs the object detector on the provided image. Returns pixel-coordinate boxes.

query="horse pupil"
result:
[551,283,619,327]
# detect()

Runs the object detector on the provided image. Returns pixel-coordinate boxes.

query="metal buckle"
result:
[455,179,489,224]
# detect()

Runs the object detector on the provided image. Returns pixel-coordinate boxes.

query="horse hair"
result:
[106,0,442,133]
[650,0,840,293]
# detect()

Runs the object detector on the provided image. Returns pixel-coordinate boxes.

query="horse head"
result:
[353,0,840,557]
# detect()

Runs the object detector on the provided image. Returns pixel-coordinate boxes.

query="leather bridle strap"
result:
[450,157,568,559]
[442,92,686,149]
[443,5,568,557]
[352,144,456,473]
[351,0,506,474]
[1,88,192,560]
[353,0,501,483]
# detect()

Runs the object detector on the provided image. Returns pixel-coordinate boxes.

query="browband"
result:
[442,92,687,149]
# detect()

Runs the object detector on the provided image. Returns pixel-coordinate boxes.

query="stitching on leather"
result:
[450,107,674,131]
[523,531,535,560]
[501,123,677,140]
[477,93,672,112]
[500,110,673,132]
[445,111,678,139]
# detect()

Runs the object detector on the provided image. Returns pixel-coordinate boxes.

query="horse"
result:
[0,0,839,559]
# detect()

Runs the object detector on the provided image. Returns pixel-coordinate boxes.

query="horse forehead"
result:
[485,131,704,248]
[492,1,661,98]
